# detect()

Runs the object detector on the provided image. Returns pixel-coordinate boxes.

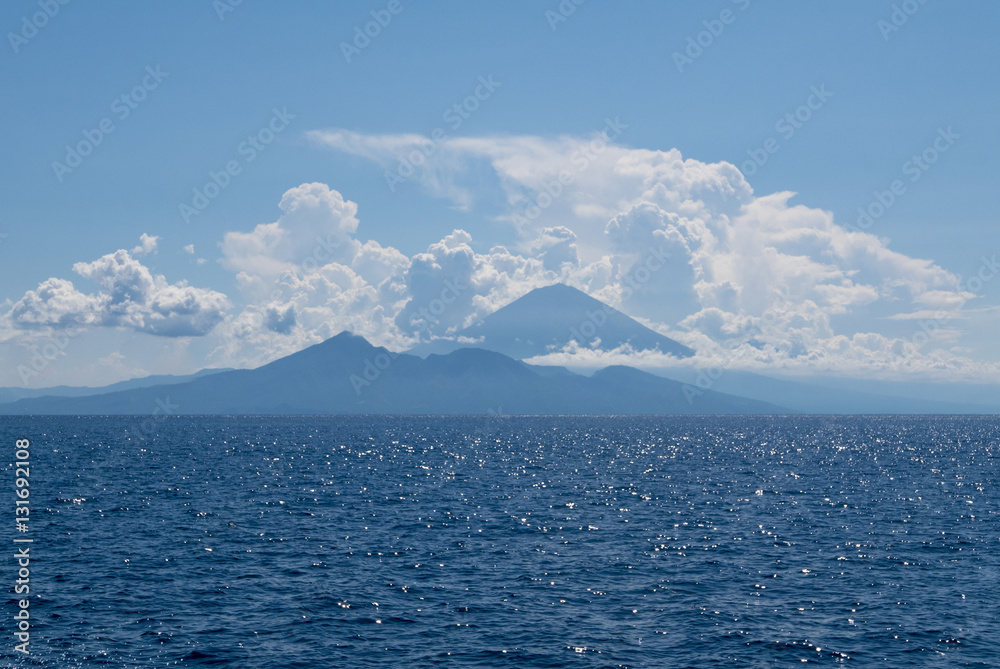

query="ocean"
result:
[1,415,998,667]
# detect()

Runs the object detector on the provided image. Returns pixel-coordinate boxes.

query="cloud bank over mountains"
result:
[3,130,994,382]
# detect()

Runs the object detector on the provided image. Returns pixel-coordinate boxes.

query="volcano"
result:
[407,283,694,360]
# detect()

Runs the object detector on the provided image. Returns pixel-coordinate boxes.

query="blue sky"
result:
[2,1,998,387]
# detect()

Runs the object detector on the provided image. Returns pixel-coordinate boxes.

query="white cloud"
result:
[3,237,230,339]
[221,182,363,282]
[9,132,993,386]
[131,233,159,256]
[309,128,751,256]
[530,226,579,272]
[7,278,104,330]
[304,129,991,379]
[208,183,411,366]
[208,182,591,367]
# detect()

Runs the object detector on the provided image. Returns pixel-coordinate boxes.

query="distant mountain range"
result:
[0,332,779,415]
[0,368,231,404]
[407,283,693,359]
[655,368,1000,415]
[2,283,995,415]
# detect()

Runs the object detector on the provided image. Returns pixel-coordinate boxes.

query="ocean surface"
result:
[1,415,998,667]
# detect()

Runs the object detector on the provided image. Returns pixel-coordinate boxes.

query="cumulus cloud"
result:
[393,229,567,341]
[309,127,751,255]
[210,185,563,366]
[8,278,104,329]
[303,129,989,379]
[132,233,159,256]
[8,132,990,385]
[3,238,230,339]
[221,182,363,281]
[207,183,411,366]
[530,226,579,272]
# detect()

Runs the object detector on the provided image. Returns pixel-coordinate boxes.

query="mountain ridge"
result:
[0,332,782,415]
